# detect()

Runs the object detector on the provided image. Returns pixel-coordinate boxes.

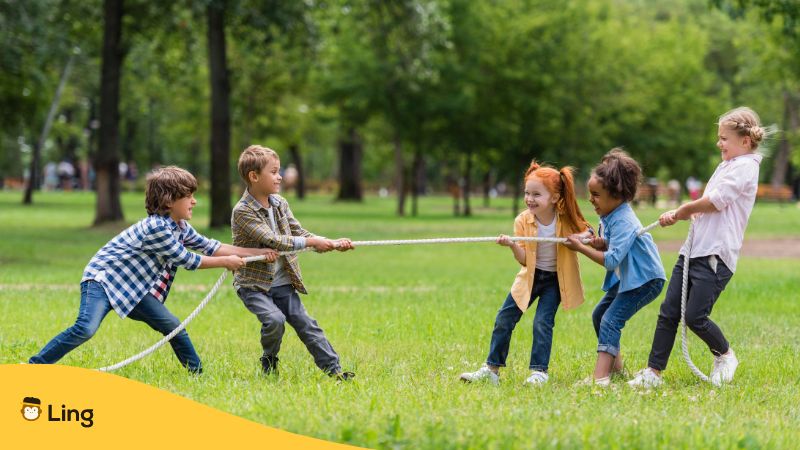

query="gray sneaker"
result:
[627,368,663,389]
[710,349,738,386]
[459,365,499,385]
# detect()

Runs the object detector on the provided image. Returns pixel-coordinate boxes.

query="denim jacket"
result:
[600,202,665,293]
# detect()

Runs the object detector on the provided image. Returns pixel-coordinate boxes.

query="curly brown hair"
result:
[145,166,197,216]
[591,148,642,202]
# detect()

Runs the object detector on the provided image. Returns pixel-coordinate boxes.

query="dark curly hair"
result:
[591,148,642,202]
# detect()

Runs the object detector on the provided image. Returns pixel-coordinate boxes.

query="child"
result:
[29,166,277,373]
[564,149,666,386]
[629,107,766,388]
[232,145,355,380]
[460,161,593,386]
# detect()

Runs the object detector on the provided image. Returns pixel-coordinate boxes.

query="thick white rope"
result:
[679,220,712,383]
[97,221,661,371]
[97,255,261,372]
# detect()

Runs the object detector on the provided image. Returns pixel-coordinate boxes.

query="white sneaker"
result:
[459,365,499,385]
[710,349,738,386]
[627,368,663,389]
[523,370,549,386]
[575,375,610,387]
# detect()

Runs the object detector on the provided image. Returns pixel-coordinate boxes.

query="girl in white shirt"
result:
[629,107,767,388]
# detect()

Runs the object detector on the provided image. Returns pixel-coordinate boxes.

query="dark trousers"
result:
[237,285,341,374]
[648,255,733,371]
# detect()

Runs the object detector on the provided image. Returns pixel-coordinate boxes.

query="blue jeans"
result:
[486,270,561,372]
[592,278,665,357]
[29,280,202,372]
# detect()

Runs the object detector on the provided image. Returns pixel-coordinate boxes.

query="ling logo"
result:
[20,396,95,428]
[22,397,42,421]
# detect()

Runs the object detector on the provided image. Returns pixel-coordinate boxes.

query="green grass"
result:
[1,191,799,449]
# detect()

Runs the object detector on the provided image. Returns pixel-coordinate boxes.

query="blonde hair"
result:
[238,145,280,185]
[718,107,765,151]
[145,166,197,215]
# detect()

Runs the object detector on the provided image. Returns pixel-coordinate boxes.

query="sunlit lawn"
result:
[1,191,799,448]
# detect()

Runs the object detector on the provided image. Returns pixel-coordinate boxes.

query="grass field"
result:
[1,191,799,449]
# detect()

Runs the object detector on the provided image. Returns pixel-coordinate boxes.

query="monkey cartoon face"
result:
[22,397,42,421]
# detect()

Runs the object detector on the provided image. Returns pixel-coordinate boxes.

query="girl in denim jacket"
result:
[565,149,666,386]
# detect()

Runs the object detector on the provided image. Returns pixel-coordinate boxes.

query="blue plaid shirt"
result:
[82,215,221,318]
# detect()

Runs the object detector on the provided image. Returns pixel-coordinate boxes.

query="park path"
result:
[657,238,800,259]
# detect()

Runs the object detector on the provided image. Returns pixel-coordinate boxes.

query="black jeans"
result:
[647,255,733,371]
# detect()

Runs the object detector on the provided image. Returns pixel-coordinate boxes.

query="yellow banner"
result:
[0,364,361,449]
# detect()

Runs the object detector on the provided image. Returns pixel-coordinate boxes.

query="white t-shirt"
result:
[535,217,557,272]
[679,153,762,273]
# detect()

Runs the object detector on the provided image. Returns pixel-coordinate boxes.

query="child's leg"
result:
[29,281,113,364]
[486,293,525,370]
[271,285,341,374]
[529,272,561,372]
[592,287,617,338]
[595,278,664,379]
[681,256,733,356]
[237,287,287,362]
[647,257,690,371]
[127,294,202,372]
[648,255,733,371]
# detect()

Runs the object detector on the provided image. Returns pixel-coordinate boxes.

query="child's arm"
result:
[565,224,638,270]
[497,235,526,265]
[213,243,278,262]
[280,201,353,252]
[233,206,305,252]
[564,236,605,266]
[198,254,246,271]
[660,197,717,227]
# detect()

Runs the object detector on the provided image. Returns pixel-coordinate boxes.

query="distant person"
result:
[28,166,277,372]
[686,176,702,201]
[231,145,355,380]
[44,162,59,191]
[629,107,767,388]
[459,160,593,386]
[57,159,75,191]
[647,177,659,207]
[564,149,666,386]
[667,179,681,206]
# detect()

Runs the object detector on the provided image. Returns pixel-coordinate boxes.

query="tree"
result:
[94,0,125,224]
[207,0,231,228]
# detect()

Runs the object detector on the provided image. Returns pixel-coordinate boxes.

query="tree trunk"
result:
[512,177,521,217]
[337,127,363,201]
[94,0,124,224]
[772,90,798,188]
[462,151,472,216]
[147,97,160,168]
[410,149,423,216]
[289,144,306,199]
[23,52,75,205]
[394,135,406,215]
[207,2,232,228]
[482,168,491,208]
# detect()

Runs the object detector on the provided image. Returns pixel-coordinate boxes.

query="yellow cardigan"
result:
[509,210,589,312]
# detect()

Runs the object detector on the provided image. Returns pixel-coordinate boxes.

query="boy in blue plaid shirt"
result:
[232,145,355,380]
[29,166,277,373]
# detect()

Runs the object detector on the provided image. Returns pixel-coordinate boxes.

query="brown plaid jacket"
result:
[231,191,316,294]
